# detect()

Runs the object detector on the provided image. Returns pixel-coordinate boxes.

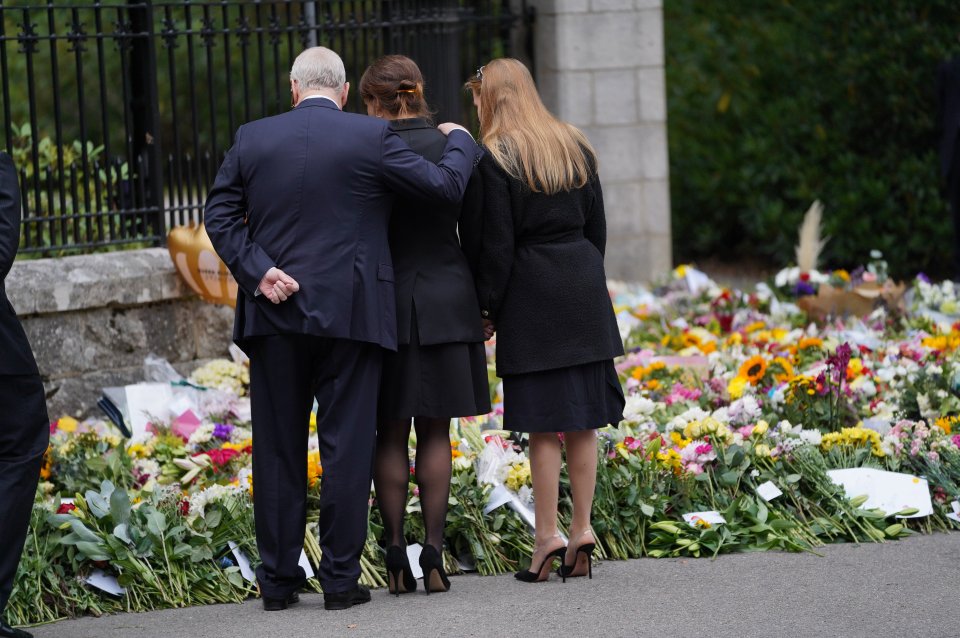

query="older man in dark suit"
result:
[204,46,481,611]
[0,153,49,638]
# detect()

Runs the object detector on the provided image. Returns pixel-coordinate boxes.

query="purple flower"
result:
[916,272,931,284]
[827,343,852,385]
[213,423,234,440]
[795,282,816,297]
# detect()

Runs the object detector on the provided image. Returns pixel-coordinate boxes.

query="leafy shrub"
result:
[665,0,959,278]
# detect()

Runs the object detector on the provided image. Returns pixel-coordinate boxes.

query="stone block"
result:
[603,233,650,281]
[636,8,665,68]
[553,13,641,71]
[9,248,188,316]
[24,301,198,377]
[642,178,672,236]
[638,123,669,180]
[600,181,644,233]
[644,233,673,278]
[531,0,591,15]
[551,9,662,71]
[541,70,594,125]
[594,69,639,125]
[638,67,667,122]
[583,126,644,182]
[592,0,635,11]
[603,232,671,282]
[635,0,662,9]
[187,302,236,359]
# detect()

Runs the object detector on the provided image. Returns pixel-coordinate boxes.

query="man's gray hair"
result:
[290,46,346,90]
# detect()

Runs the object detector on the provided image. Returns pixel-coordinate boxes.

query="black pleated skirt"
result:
[502,359,625,433]
[379,311,492,420]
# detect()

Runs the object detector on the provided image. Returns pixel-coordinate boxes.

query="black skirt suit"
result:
[460,152,624,433]
[379,119,491,419]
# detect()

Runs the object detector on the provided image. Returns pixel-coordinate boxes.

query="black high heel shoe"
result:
[557,531,596,582]
[514,544,566,583]
[385,546,417,596]
[418,544,450,594]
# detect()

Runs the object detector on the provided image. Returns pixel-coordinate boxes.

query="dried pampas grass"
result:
[795,200,829,273]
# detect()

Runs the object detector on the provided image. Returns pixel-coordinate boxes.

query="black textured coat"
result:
[0,152,40,376]
[387,118,486,345]
[461,153,623,376]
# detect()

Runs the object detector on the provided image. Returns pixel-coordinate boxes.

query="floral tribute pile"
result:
[8,266,960,625]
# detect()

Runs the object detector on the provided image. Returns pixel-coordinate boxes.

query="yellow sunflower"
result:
[797,336,824,350]
[738,355,768,385]
[771,356,795,383]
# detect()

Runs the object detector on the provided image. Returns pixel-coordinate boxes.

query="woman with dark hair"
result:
[462,59,624,584]
[359,55,491,597]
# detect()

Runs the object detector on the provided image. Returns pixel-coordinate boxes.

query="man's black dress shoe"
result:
[0,620,32,638]
[261,591,300,611]
[323,585,371,611]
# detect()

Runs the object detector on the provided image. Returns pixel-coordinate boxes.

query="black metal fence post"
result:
[128,0,164,242]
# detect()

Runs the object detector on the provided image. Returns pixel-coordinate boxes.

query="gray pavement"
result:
[26,532,959,638]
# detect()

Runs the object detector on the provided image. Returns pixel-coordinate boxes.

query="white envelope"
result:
[826,468,933,518]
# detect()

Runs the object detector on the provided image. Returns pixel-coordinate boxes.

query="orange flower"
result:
[797,337,823,350]
[738,355,767,385]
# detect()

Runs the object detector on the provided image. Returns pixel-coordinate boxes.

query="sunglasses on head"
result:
[475,65,484,81]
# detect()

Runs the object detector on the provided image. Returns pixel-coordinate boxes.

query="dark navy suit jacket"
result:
[204,98,482,351]
[0,152,40,376]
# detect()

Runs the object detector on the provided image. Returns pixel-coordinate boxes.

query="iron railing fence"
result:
[0,0,528,256]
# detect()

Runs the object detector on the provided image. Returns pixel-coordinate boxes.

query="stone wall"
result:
[525,0,671,281]
[8,248,235,419]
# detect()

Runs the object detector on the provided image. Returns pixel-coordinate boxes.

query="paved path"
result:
[26,533,959,638]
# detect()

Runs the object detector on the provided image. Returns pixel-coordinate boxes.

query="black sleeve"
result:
[204,127,276,295]
[0,152,22,281]
[583,171,607,258]
[474,157,515,322]
[457,166,483,275]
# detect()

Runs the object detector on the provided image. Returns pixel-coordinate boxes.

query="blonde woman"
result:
[461,59,624,583]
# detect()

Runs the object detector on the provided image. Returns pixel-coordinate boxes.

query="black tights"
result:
[373,417,451,551]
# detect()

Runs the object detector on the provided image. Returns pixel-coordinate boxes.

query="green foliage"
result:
[665,0,959,278]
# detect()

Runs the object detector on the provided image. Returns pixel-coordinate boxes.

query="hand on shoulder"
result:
[437,122,472,138]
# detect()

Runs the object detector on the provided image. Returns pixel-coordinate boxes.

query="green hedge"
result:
[665,0,959,278]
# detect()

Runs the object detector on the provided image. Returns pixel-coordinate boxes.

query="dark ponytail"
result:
[359,55,433,120]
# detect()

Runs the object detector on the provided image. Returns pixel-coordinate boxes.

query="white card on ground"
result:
[228,541,256,583]
[483,484,512,514]
[826,468,933,518]
[406,543,424,580]
[85,568,126,595]
[951,500,960,516]
[756,481,783,501]
[124,382,173,439]
[683,511,726,527]
[298,548,315,579]
[947,512,960,524]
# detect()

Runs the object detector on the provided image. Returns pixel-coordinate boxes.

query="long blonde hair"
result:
[472,58,597,194]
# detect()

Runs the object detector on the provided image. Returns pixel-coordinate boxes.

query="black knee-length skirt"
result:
[379,311,492,420]
[502,359,625,433]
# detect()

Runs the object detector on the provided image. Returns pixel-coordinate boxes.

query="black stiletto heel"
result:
[385,546,417,596]
[558,532,596,582]
[514,546,566,583]
[419,545,450,595]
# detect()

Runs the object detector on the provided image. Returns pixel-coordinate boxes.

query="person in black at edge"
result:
[0,151,50,638]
